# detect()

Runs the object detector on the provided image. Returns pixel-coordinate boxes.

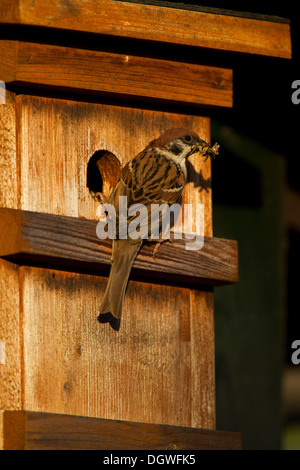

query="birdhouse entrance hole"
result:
[87,150,121,202]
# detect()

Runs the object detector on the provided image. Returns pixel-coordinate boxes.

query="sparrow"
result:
[97,128,219,331]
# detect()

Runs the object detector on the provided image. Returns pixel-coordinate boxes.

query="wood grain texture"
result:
[19,266,214,428]
[0,90,19,209]
[183,118,212,237]
[15,94,213,235]
[190,290,215,429]
[0,208,238,286]
[0,410,26,450]
[0,41,233,109]
[0,411,2,450]
[0,0,291,58]
[0,94,223,431]
[0,258,22,411]
[0,410,242,450]
[0,41,18,83]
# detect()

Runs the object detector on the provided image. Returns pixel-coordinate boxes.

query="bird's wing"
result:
[108,148,186,239]
[118,148,185,203]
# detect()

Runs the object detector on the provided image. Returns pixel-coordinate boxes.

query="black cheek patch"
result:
[169,144,182,155]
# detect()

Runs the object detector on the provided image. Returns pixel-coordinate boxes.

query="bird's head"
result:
[148,128,219,162]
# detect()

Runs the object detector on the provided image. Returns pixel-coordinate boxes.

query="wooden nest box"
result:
[0,0,291,450]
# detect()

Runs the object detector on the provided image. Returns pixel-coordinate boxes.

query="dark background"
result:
[204,0,299,450]
[155,0,299,190]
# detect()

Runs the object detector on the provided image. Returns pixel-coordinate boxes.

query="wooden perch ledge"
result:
[0,208,238,286]
[0,410,242,450]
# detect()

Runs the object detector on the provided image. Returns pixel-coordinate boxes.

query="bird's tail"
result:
[98,239,142,331]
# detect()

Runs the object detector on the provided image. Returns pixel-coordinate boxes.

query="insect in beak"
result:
[197,141,220,161]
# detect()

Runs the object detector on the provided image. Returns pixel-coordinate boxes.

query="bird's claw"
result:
[90,190,108,204]
[152,238,173,259]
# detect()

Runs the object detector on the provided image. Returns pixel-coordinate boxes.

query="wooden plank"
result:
[0,258,22,411]
[0,410,242,450]
[0,207,238,286]
[0,410,26,450]
[190,290,215,429]
[1,41,233,109]
[0,90,19,209]
[183,117,212,237]
[19,266,208,427]
[0,411,2,450]
[0,40,18,83]
[119,1,288,24]
[0,0,291,58]
[14,95,213,233]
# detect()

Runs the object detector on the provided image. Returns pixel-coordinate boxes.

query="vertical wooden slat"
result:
[0,411,3,450]
[0,90,18,209]
[0,259,22,411]
[17,95,80,217]
[190,289,215,429]
[20,271,215,429]
[21,266,201,426]
[182,117,212,237]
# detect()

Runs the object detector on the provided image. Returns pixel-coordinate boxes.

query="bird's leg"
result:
[152,239,166,259]
[151,233,174,259]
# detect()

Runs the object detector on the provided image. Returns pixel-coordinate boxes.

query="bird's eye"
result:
[184,134,192,143]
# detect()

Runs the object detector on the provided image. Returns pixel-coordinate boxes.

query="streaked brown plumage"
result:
[98,127,219,330]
